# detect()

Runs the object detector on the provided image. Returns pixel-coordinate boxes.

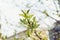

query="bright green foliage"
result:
[19,9,40,37]
[20,10,33,19]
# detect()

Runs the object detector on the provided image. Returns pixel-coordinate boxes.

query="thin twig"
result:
[34,30,42,40]
[34,9,58,21]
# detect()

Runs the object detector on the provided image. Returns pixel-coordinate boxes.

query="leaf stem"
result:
[34,30,42,40]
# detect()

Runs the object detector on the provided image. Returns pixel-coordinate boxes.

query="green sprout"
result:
[19,9,40,37]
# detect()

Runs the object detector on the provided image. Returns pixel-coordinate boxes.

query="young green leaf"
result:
[27,9,30,13]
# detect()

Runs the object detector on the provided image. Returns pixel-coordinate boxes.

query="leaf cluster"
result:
[19,9,40,37]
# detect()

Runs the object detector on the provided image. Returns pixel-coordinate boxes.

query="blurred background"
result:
[0,0,60,40]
